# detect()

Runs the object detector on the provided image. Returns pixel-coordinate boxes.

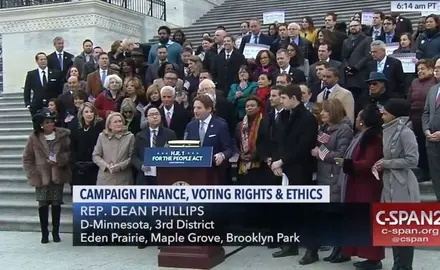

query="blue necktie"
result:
[58,53,63,70]
[101,70,106,84]
[386,35,392,44]
[253,35,259,44]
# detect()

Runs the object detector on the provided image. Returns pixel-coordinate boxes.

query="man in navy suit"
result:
[239,18,273,54]
[185,94,233,166]
[46,36,74,81]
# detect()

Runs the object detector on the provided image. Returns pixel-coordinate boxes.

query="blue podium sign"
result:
[144,147,213,167]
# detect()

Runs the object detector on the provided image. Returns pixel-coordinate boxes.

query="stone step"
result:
[0,212,73,233]
[0,96,24,104]
[421,193,437,202]
[0,114,31,122]
[0,120,32,129]
[0,145,25,156]
[0,127,33,136]
[0,135,29,145]
[0,101,25,109]
[0,186,72,203]
[0,107,30,116]
[0,199,73,217]
[419,181,435,194]
[0,154,22,164]
[0,175,27,188]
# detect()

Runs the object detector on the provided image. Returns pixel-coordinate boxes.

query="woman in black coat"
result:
[70,102,104,187]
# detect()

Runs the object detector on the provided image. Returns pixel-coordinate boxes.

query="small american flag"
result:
[317,132,331,144]
[318,145,330,161]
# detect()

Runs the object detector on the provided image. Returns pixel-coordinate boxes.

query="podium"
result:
[144,143,226,269]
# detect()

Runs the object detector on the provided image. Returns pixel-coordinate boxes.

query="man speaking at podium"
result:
[184,94,233,170]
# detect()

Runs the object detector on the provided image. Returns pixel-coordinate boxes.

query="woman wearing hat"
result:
[22,108,71,244]
[374,98,420,270]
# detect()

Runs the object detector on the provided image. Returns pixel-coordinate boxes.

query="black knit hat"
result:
[383,98,411,118]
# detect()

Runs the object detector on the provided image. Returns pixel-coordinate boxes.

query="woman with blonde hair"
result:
[120,77,147,113]
[71,102,104,187]
[185,55,203,94]
[120,98,141,135]
[92,112,135,185]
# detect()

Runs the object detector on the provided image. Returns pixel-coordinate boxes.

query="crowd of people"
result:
[20,8,440,270]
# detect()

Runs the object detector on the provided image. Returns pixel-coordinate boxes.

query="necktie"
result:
[323,88,330,100]
[253,35,259,44]
[152,130,157,147]
[374,31,380,40]
[58,53,63,70]
[199,121,206,145]
[386,35,392,44]
[436,92,440,107]
[275,111,280,122]
[282,70,287,74]
[377,62,383,72]
[101,70,106,83]
[166,112,172,127]
[42,71,48,87]
[226,53,230,60]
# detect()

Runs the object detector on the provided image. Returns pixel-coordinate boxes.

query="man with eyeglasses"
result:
[286,23,315,64]
[381,16,399,44]
[341,20,372,106]
[158,86,191,139]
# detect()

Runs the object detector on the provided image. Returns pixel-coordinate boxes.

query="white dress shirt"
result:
[200,114,212,134]
[38,67,49,86]
[377,56,387,73]
[280,65,291,74]
[164,105,174,119]
[274,108,283,120]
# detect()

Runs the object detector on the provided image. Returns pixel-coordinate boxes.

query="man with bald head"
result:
[58,76,85,116]
[203,29,228,72]
[198,79,236,136]
[287,23,315,63]
[238,18,273,54]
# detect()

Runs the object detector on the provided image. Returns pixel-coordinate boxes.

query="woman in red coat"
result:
[336,104,385,269]
[255,72,272,115]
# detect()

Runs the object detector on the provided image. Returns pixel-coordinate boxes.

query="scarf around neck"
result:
[238,113,262,175]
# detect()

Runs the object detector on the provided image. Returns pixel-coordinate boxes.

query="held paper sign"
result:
[391,1,438,12]
[243,43,270,59]
[361,11,374,25]
[385,42,399,55]
[263,11,285,24]
[390,53,417,73]
[144,147,213,167]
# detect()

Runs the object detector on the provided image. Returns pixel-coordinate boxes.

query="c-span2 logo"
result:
[172,181,189,186]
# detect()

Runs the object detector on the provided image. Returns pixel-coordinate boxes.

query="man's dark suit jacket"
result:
[160,103,192,140]
[308,59,343,86]
[203,44,224,73]
[276,67,306,84]
[329,29,348,62]
[145,61,161,86]
[238,33,273,54]
[212,50,245,96]
[376,33,400,44]
[367,27,387,41]
[367,56,406,97]
[310,82,324,103]
[23,69,62,114]
[47,51,74,81]
[131,126,177,184]
[214,96,237,136]
[83,61,98,80]
[185,116,233,160]
[272,105,318,185]
[395,16,413,36]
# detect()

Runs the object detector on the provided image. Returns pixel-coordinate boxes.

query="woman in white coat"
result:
[374,98,420,270]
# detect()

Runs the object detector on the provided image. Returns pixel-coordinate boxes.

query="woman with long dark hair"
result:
[252,50,278,81]
[416,14,440,59]
[340,105,384,269]
[287,43,310,79]
[23,108,71,244]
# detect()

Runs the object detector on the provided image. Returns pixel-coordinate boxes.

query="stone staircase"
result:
[0,92,72,233]
[148,0,422,45]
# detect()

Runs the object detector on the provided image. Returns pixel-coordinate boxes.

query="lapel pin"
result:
[210,125,213,128]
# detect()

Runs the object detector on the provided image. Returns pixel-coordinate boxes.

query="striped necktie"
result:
[152,130,157,147]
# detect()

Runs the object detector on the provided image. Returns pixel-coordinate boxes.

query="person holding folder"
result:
[184,94,233,167]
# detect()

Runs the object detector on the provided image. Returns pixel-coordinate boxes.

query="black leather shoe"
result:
[331,253,350,263]
[299,249,319,265]
[272,246,299,258]
[137,244,147,249]
[355,260,382,269]
[323,246,340,262]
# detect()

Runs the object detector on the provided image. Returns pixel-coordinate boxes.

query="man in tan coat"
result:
[317,67,355,123]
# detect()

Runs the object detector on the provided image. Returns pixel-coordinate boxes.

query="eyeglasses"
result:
[164,77,177,80]
[350,24,361,27]
[147,112,160,117]
[123,111,133,114]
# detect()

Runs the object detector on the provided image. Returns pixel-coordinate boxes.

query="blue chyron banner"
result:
[144,147,213,167]
[72,203,372,246]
